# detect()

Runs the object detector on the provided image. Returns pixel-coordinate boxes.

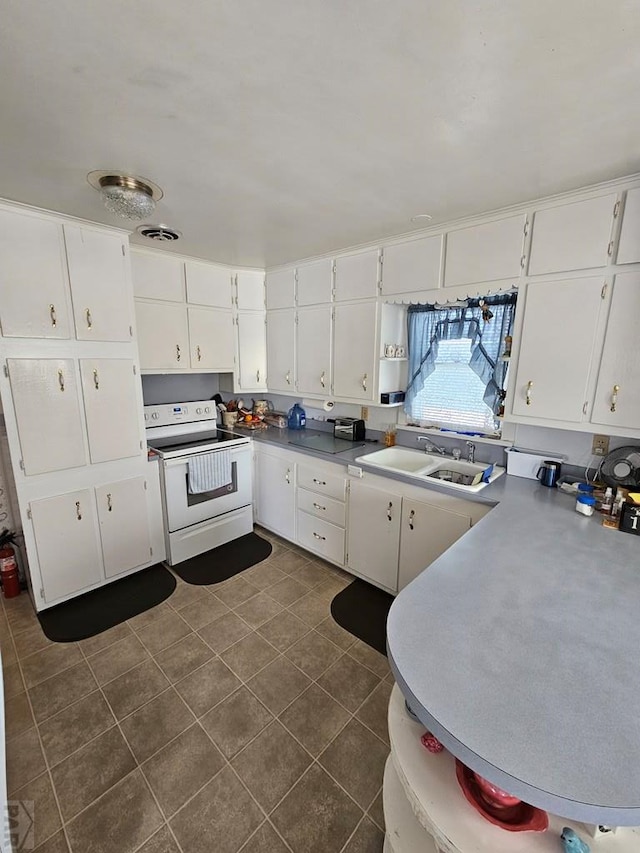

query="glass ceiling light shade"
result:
[87,171,163,221]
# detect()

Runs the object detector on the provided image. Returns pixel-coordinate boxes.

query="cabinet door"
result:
[266,309,295,392]
[266,268,296,310]
[382,235,442,296]
[511,278,604,422]
[333,301,377,401]
[297,259,333,306]
[136,301,190,370]
[236,312,267,390]
[188,307,234,370]
[96,477,151,578]
[398,498,470,591]
[334,250,379,301]
[444,214,525,287]
[347,480,400,592]
[131,250,184,301]
[591,272,640,429]
[80,359,141,463]
[64,225,132,342]
[0,210,71,339]
[255,449,295,539]
[8,358,87,475]
[185,260,232,308]
[617,187,640,265]
[296,306,332,396]
[30,489,103,602]
[528,194,617,276]
[235,271,264,311]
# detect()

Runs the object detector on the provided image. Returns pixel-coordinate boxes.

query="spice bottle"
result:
[600,487,613,515]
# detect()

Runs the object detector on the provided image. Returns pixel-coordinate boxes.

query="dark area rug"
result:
[172,532,272,585]
[330,578,394,656]
[38,564,176,643]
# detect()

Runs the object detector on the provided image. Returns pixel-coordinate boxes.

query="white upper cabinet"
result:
[333,301,377,400]
[381,235,443,296]
[334,250,380,301]
[136,301,190,370]
[511,277,604,423]
[266,309,295,392]
[8,358,87,475]
[79,359,141,464]
[64,225,132,342]
[236,312,267,391]
[297,258,333,306]
[296,306,332,396]
[591,273,640,429]
[235,271,265,311]
[30,489,103,602]
[444,214,525,288]
[187,307,234,371]
[131,250,184,302]
[527,194,617,276]
[0,210,72,339]
[185,260,232,308]
[266,268,296,310]
[96,477,151,578]
[616,187,640,265]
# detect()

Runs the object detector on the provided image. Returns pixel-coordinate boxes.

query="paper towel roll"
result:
[302,398,335,412]
[323,400,335,412]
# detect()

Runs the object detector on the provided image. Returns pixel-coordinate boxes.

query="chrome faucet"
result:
[417,437,447,455]
[466,441,476,463]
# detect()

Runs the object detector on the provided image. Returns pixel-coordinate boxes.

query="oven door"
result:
[162,444,252,533]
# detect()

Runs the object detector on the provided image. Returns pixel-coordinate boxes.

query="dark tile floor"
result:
[1,528,390,853]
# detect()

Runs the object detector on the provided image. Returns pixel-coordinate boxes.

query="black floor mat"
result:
[172,532,272,585]
[38,564,176,643]
[330,578,394,656]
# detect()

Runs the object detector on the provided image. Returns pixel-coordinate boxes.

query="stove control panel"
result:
[144,400,217,428]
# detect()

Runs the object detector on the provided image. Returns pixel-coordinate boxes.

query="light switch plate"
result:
[592,434,610,456]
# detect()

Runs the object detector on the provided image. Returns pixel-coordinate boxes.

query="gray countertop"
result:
[250,425,640,825]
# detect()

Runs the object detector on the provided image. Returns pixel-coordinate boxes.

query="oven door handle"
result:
[162,446,250,469]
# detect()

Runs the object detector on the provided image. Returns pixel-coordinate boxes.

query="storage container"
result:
[504,447,565,480]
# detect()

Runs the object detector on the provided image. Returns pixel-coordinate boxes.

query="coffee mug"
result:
[537,460,562,488]
[384,344,396,358]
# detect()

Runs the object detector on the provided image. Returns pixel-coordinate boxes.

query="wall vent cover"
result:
[137,224,181,241]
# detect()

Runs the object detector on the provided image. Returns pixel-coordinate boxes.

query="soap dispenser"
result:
[287,403,306,430]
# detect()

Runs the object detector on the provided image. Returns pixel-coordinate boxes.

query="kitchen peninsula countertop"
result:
[250,425,640,825]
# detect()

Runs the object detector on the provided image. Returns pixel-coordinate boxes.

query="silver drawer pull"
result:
[362,373,368,391]
[312,478,326,485]
[196,345,202,362]
[313,502,326,511]
[313,532,326,541]
[285,370,291,385]
[49,304,57,327]
[387,501,393,521]
[85,308,92,329]
[75,501,82,521]
[93,368,99,390]
[409,509,415,530]
[176,344,181,362]
[107,493,113,512]
[58,369,65,392]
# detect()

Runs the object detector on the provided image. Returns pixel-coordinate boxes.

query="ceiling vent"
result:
[136,224,181,242]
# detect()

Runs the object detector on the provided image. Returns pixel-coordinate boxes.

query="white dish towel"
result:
[188,450,232,494]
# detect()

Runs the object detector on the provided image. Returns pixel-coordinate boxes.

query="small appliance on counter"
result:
[332,417,366,441]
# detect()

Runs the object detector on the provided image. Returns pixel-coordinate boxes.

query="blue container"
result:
[287,403,306,430]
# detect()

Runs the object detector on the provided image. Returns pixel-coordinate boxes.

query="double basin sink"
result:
[354,446,505,493]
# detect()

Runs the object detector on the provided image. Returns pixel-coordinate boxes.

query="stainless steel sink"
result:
[355,447,505,492]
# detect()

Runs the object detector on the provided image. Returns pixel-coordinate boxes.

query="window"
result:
[404,294,517,434]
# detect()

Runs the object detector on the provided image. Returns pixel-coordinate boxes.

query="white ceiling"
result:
[2,1,639,268]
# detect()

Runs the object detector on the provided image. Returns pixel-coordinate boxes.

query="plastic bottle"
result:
[287,403,306,430]
[576,494,596,517]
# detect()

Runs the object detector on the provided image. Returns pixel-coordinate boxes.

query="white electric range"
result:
[145,400,253,565]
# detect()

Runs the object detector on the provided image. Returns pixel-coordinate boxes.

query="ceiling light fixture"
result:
[411,214,433,222]
[87,171,163,221]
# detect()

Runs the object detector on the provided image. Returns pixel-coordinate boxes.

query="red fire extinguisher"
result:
[0,532,20,599]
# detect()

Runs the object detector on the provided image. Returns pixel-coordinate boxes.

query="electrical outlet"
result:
[360,406,369,421]
[592,434,610,457]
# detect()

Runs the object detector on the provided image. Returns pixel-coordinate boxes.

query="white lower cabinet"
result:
[30,489,103,602]
[96,477,151,578]
[296,458,348,566]
[347,480,401,592]
[30,475,156,604]
[296,511,345,566]
[397,498,471,591]
[255,445,296,540]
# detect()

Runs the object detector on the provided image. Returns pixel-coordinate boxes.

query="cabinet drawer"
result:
[296,511,345,566]
[297,464,346,501]
[297,488,346,527]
